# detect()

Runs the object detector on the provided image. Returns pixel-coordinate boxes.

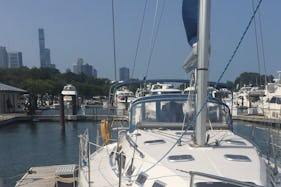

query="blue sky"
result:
[0,0,280,82]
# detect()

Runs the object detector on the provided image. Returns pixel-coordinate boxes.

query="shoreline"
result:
[233,115,281,128]
[0,113,128,126]
[0,113,280,128]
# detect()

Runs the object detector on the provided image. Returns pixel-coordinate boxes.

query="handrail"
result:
[125,134,145,158]
[176,169,263,187]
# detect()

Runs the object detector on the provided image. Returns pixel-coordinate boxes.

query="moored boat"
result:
[78,0,281,186]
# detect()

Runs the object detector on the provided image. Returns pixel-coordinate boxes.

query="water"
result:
[0,121,100,187]
[0,119,280,187]
[233,122,281,162]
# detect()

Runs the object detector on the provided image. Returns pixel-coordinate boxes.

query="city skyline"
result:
[0,46,23,68]
[38,28,55,68]
[0,1,280,82]
[119,67,130,81]
[73,57,97,78]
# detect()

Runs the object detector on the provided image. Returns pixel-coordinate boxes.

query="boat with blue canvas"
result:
[78,0,281,186]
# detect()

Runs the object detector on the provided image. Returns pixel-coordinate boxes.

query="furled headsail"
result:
[182,0,198,46]
[182,0,199,73]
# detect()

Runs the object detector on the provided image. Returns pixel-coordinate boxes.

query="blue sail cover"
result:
[182,0,198,46]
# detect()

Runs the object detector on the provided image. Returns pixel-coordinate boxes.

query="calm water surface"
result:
[0,120,280,186]
[0,121,99,187]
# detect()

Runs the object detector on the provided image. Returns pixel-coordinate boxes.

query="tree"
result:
[234,72,274,91]
[0,67,111,97]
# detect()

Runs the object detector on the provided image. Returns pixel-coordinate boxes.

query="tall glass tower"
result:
[38,28,52,68]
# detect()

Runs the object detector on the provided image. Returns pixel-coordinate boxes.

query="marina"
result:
[0,0,281,186]
[0,115,280,187]
[233,115,281,128]
[0,120,99,187]
[15,164,78,187]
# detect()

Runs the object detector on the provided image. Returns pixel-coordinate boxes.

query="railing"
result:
[177,170,263,187]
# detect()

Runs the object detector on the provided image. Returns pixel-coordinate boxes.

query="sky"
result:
[0,0,280,83]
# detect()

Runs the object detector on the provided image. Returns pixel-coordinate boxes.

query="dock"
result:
[233,115,281,128]
[15,164,77,187]
[32,114,128,122]
[0,113,128,126]
[0,113,31,126]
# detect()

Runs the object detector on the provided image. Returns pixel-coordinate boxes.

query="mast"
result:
[195,0,210,146]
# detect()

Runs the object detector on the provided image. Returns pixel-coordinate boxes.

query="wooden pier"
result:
[233,115,281,128]
[0,113,31,126]
[1,112,281,129]
[0,113,128,126]
[32,114,128,122]
[15,164,77,187]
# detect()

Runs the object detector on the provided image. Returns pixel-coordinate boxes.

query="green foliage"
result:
[0,67,111,97]
[233,72,274,91]
[226,81,235,91]
[1,68,275,97]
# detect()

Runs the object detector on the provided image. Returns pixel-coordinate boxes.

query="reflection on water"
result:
[0,121,98,187]
[40,107,116,116]
[233,121,281,165]
[0,120,280,186]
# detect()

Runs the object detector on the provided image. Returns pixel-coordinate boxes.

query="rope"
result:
[131,0,148,79]
[214,0,263,88]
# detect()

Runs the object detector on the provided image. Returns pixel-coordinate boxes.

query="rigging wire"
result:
[251,0,262,86]
[144,0,166,80]
[131,0,148,79]
[112,0,117,80]
[140,0,264,175]
[256,2,268,85]
[214,0,263,88]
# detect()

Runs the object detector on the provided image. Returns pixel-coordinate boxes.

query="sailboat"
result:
[78,0,281,186]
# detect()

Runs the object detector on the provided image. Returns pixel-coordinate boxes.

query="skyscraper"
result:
[119,67,129,81]
[8,52,23,68]
[73,58,97,77]
[38,28,53,68]
[0,46,8,68]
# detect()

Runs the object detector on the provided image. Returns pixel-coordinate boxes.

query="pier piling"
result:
[59,94,65,126]
[72,95,77,115]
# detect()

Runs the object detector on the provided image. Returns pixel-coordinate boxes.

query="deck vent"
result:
[168,154,194,162]
[224,154,251,162]
[152,180,166,187]
[144,139,166,145]
[135,172,148,186]
[224,139,246,145]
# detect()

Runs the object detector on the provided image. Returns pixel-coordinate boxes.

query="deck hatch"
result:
[168,154,194,162]
[152,180,166,187]
[224,154,251,162]
[135,172,148,186]
[144,139,166,145]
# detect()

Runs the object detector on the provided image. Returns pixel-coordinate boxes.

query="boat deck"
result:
[16,164,78,187]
